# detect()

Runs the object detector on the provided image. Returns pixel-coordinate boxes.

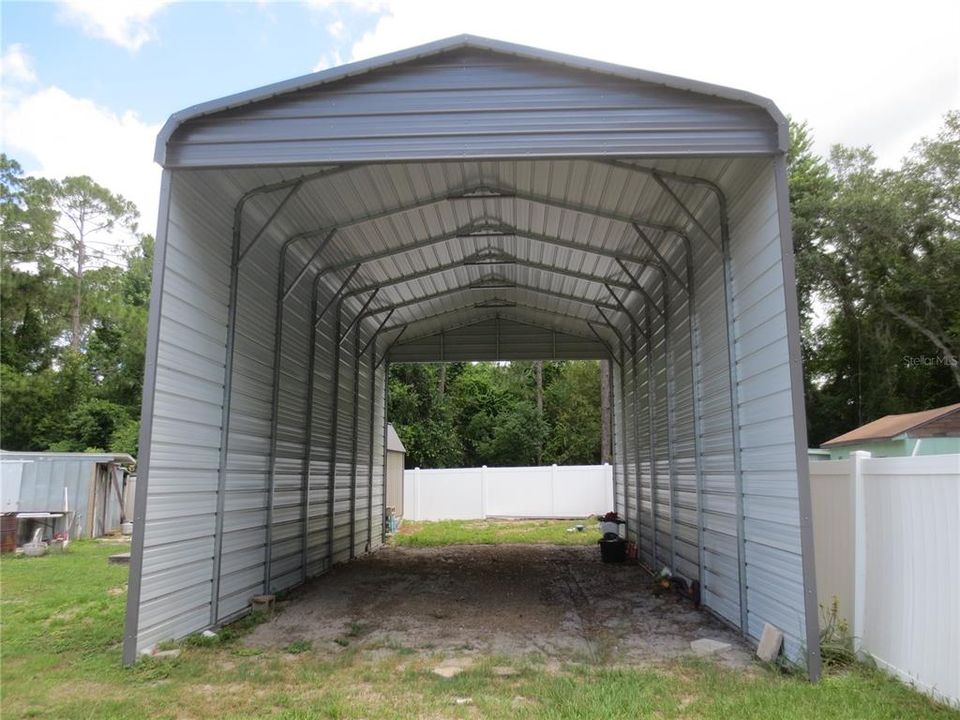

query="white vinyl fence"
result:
[403,464,614,521]
[810,452,960,706]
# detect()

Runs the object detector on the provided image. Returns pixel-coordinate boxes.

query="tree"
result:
[0,158,151,454]
[49,176,138,351]
[792,113,960,444]
[0,156,66,373]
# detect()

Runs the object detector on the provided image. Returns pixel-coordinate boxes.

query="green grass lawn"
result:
[393,518,602,547]
[1,537,957,719]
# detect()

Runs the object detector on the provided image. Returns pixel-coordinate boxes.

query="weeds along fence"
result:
[402,464,614,522]
[810,452,959,706]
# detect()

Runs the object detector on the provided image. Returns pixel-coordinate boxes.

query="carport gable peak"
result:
[156,34,787,168]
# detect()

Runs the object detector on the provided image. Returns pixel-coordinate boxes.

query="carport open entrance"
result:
[125,35,819,677]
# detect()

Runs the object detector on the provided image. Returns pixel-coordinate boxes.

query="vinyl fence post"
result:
[851,450,870,657]
[480,465,488,519]
[550,464,557,517]
[414,467,421,522]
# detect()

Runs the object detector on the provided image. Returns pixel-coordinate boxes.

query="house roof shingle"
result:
[821,403,960,447]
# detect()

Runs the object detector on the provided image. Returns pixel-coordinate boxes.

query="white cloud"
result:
[337,0,959,167]
[57,0,170,52]
[327,19,346,38]
[3,85,162,240]
[0,44,37,87]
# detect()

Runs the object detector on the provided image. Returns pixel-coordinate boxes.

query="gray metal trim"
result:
[774,154,822,681]
[122,170,172,666]
[156,34,787,165]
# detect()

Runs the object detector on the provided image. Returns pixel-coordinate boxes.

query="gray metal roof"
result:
[1,451,136,466]
[157,34,786,167]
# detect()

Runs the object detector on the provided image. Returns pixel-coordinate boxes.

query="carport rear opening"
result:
[124,35,819,678]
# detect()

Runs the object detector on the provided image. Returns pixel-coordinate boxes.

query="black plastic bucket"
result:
[598,538,627,563]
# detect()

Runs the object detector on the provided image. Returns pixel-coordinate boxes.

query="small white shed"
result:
[385,424,406,518]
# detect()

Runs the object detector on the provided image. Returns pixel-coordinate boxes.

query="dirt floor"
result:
[246,544,753,668]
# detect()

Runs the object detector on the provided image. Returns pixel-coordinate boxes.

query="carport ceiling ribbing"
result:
[125,35,820,678]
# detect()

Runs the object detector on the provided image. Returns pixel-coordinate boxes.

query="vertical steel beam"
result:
[623,329,643,558]
[645,303,658,569]
[366,340,377,552]
[629,327,644,558]
[617,345,630,534]
[300,277,322,580]
[326,300,345,568]
[347,323,363,559]
[381,362,391,545]
[662,270,679,574]
[210,194,256,624]
[713,192,749,634]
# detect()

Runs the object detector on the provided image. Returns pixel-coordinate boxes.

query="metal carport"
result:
[123,35,820,677]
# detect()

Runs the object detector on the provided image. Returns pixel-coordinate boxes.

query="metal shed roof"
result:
[385,424,406,454]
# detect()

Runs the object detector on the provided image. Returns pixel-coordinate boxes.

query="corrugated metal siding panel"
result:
[9,457,92,518]
[305,282,338,577]
[165,49,777,167]
[134,170,235,653]
[723,159,807,660]
[268,247,314,593]
[128,151,810,669]
[219,187,291,620]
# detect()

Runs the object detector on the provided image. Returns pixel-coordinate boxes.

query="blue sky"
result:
[2,1,380,122]
[2,1,958,236]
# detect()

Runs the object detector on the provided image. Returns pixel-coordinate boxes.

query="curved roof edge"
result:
[155,34,788,165]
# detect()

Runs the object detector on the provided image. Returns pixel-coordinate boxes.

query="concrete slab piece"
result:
[756,623,784,662]
[691,638,732,656]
